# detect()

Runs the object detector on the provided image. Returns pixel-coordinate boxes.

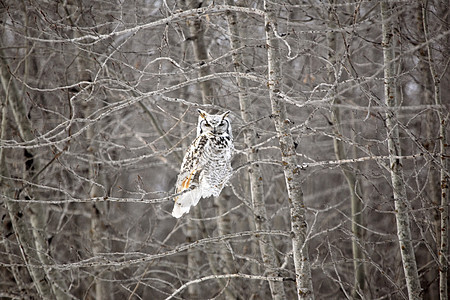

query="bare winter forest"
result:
[0,0,449,299]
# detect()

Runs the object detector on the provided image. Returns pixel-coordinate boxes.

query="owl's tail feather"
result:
[172,188,203,218]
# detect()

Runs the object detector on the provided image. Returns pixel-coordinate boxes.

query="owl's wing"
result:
[176,135,208,189]
[172,135,208,218]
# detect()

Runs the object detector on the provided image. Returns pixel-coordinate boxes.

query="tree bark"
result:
[226,1,287,299]
[326,2,365,297]
[78,40,113,300]
[0,92,26,295]
[264,1,314,298]
[415,2,440,298]
[87,116,112,300]
[0,47,69,299]
[180,1,237,298]
[421,2,448,298]
[380,2,422,299]
[184,0,214,104]
[63,2,114,297]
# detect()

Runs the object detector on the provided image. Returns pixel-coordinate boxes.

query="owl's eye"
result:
[200,120,210,128]
[220,120,229,128]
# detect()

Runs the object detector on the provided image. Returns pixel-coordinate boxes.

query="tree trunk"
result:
[87,120,112,300]
[0,93,26,295]
[380,2,422,299]
[420,2,448,298]
[264,1,314,298]
[0,47,68,299]
[184,0,214,104]
[78,46,113,300]
[226,1,287,299]
[326,2,365,297]
[415,2,440,298]
[180,1,237,298]
[63,3,114,297]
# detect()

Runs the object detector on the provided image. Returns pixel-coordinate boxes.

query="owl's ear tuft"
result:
[197,109,207,119]
[222,111,230,119]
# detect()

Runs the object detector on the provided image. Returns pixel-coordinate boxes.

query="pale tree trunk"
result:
[79,42,113,300]
[176,39,201,299]
[185,219,200,298]
[330,108,365,299]
[0,150,52,299]
[2,193,54,299]
[87,111,112,300]
[326,2,365,297]
[0,47,69,299]
[226,1,287,299]
[0,99,26,297]
[0,74,26,295]
[180,87,201,298]
[421,2,449,298]
[415,3,440,298]
[380,2,422,299]
[264,1,314,298]
[183,0,214,104]
[180,1,237,298]
[79,50,110,299]
[63,2,114,297]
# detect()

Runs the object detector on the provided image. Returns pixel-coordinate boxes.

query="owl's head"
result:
[197,109,232,137]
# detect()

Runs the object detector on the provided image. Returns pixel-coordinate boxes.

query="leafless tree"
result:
[1,1,448,299]
[381,1,421,298]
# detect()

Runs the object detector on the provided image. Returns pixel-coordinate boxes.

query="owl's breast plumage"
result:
[200,134,233,195]
[176,133,233,197]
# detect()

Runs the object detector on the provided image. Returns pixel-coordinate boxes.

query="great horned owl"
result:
[172,109,234,218]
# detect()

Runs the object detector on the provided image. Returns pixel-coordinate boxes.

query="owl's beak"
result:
[213,127,217,134]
